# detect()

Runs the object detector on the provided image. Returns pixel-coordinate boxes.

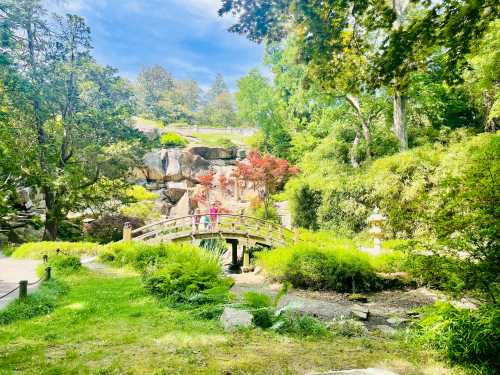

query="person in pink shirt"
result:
[209,203,219,229]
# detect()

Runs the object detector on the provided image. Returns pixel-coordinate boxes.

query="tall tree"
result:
[219,0,498,150]
[136,65,174,118]
[0,0,146,239]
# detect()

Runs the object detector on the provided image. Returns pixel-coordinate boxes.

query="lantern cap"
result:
[368,207,386,223]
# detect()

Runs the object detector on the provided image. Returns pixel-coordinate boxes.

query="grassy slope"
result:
[0,270,466,375]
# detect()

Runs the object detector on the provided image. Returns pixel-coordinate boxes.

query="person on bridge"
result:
[209,203,219,229]
[192,209,201,232]
[202,214,211,230]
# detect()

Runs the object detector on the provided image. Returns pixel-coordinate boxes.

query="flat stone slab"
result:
[220,307,253,330]
[308,369,399,375]
[279,295,353,320]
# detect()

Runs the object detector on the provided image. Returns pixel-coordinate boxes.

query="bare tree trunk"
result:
[350,131,361,168]
[346,94,372,161]
[393,90,408,150]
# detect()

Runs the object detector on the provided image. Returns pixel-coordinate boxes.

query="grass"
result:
[133,116,164,130]
[185,131,249,147]
[0,269,469,374]
[12,241,104,259]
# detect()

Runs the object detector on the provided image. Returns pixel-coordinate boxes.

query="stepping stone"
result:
[220,307,253,330]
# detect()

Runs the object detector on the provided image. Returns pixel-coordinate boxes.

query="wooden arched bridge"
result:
[123,214,295,271]
[124,214,294,247]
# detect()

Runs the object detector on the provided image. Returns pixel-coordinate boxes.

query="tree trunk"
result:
[350,131,361,168]
[43,188,59,240]
[393,90,408,150]
[346,94,372,161]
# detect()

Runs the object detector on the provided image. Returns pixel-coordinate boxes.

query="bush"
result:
[159,132,188,147]
[86,214,145,244]
[0,280,68,325]
[215,137,236,148]
[272,312,329,337]
[415,302,500,372]
[101,241,234,308]
[144,259,233,303]
[126,185,159,201]
[121,201,161,222]
[328,318,368,337]
[291,183,322,230]
[12,241,104,259]
[258,239,379,292]
[100,241,204,270]
[47,255,82,274]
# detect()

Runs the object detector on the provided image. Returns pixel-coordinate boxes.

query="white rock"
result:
[220,307,253,330]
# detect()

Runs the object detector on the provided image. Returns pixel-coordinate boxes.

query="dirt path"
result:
[229,271,441,328]
[0,252,41,309]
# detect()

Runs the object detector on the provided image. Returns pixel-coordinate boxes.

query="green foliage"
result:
[0,280,68,325]
[242,291,275,328]
[271,312,329,337]
[258,240,379,292]
[121,201,161,222]
[86,214,145,244]
[291,183,322,230]
[414,302,500,372]
[12,241,104,259]
[328,318,368,337]
[126,185,159,201]
[47,255,82,274]
[159,132,188,147]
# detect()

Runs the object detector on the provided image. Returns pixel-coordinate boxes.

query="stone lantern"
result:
[368,207,386,253]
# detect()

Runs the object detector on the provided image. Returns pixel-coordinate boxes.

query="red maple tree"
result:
[235,150,299,196]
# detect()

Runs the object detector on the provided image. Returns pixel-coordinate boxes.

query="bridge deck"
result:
[129,214,294,248]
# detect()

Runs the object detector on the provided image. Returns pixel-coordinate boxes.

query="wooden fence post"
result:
[123,222,132,241]
[19,280,28,300]
[45,267,51,281]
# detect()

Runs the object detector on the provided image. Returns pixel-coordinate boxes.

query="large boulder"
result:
[220,307,253,330]
[143,150,165,180]
[163,188,187,205]
[188,146,237,160]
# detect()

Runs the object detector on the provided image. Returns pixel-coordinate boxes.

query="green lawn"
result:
[0,269,466,375]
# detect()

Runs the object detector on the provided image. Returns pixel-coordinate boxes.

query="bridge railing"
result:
[128,214,294,246]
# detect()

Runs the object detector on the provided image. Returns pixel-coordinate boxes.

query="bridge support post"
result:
[231,241,238,266]
[123,222,132,241]
[242,246,252,273]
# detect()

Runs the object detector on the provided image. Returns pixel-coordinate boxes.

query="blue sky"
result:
[47,0,265,90]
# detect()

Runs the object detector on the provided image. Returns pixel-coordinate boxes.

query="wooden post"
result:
[19,280,28,300]
[123,222,132,241]
[231,241,238,268]
[294,228,299,243]
[242,246,250,271]
[45,267,51,281]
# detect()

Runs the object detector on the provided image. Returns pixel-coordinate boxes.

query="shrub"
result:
[328,318,368,337]
[258,240,379,292]
[414,302,500,372]
[12,241,104,259]
[101,241,234,309]
[100,241,204,271]
[272,312,329,337]
[47,255,82,274]
[215,137,236,148]
[86,214,145,244]
[242,291,275,328]
[291,183,322,230]
[0,280,68,325]
[159,132,188,147]
[126,185,159,201]
[121,201,161,222]
[143,260,233,303]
